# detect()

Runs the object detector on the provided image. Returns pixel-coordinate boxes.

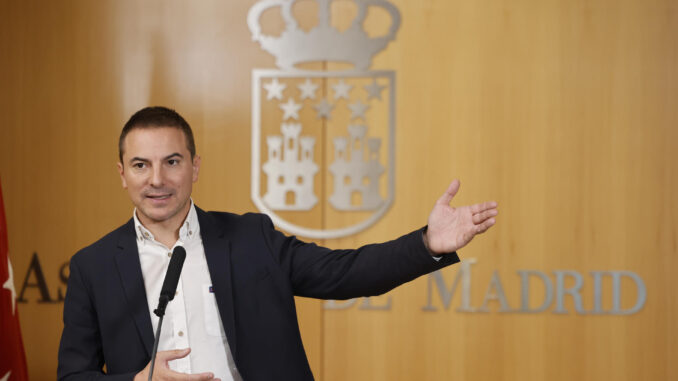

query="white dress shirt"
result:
[134,201,241,380]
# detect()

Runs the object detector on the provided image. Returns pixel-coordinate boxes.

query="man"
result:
[58,107,498,381]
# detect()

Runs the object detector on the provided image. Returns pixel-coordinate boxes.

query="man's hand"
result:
[424,179,498,255]
[133,348,220,381]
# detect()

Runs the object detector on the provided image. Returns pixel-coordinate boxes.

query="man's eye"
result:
[168,159,179,165]
[133,162,146,169]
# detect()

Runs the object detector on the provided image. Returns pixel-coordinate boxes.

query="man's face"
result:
[117,127,200,225]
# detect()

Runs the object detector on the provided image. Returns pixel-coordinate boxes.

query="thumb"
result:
[158,348,191,361]
[437,179,460,206]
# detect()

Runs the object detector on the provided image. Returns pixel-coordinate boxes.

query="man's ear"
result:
[117,162,128,189]
[192,155,201,183]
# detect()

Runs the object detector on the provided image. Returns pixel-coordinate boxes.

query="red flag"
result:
[0,179,29,380]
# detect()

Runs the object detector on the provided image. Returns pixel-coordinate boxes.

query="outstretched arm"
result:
[257,179,495,299]
[423,179,498,255]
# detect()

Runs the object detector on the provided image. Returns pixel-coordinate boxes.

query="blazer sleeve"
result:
[258,214,460,300]
[57,255,137,381]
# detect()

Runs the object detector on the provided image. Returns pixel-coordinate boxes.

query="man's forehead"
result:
[123,127,189,158]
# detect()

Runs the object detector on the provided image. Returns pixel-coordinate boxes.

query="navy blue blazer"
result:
[57,207,459,380]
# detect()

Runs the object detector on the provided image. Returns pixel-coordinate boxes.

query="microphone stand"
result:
[148,295,170,381]
[146,245,185,381]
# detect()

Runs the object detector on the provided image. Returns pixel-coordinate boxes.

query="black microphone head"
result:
[160,246,186,301]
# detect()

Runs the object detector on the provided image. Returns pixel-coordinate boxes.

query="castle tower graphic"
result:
[262,123,318,210]
[329,124,385,210]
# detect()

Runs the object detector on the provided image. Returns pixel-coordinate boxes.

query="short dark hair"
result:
[118,106,196,163]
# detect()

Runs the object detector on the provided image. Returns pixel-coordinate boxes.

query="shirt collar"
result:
[133,199,200,244]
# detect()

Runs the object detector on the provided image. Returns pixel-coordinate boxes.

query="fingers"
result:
[144,348,219,381]
[162,370,217,381]
[158,368,218,381]
[437,179,460,205]
[472,209,498,224]
[186,372,219,380]
[157,348,191,362]
[475,218,495,234]
[470,201,498,214]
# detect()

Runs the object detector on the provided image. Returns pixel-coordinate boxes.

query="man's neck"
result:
[136,201,192,249]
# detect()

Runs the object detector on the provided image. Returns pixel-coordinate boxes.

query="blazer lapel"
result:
[196,207,237,357]
[114,219,154,357]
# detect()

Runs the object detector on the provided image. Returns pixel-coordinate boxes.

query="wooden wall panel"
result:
[0,0,675,380]
[322,0,677,380]
[0,1,324,379]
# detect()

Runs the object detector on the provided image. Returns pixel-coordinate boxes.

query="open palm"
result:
[425,179,498,255]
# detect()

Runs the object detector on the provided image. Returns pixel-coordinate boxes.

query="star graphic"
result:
[263,78,286,100]
[313,99,335,119]
[3,257,16,315]
[364,80,387,100]
[348,99,369,120]
[0,371,10,381]
[332,79,353,100]
[279,98,302,120]
[297,78,318,100]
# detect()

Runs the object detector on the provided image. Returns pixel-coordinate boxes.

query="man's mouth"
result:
[146,193,171,200]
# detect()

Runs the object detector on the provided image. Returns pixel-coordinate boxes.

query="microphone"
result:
[153,246,186,318]
[149,246,186,381]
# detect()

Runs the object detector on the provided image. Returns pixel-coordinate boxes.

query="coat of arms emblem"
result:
[248,0,401,239]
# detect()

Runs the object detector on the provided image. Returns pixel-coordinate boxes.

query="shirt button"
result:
[175,291,179,296]
[189,230,193,236]
[167,252,172,258]
[178,331,184,337]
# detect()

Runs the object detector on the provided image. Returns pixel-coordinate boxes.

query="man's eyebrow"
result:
[129,157,150,164]
[164,153,183,160]
[128,153,183,164]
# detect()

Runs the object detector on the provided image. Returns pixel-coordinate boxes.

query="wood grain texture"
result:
[322,0,677,380]
[0,0,675,380]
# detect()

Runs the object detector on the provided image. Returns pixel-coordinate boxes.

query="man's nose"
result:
[149,165,165,187]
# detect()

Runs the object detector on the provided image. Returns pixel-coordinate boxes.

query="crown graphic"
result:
[247,0,401,70]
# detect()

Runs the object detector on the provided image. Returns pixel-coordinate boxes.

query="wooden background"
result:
[0,0,676,380]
